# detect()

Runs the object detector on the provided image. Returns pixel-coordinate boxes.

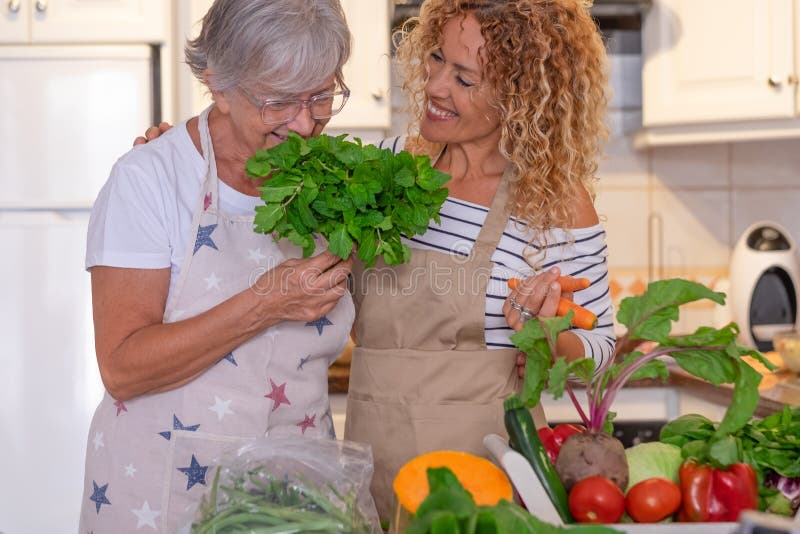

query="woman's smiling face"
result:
[420,13,502,148]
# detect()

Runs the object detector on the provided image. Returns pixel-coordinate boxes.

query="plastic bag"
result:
[186,436,382,533]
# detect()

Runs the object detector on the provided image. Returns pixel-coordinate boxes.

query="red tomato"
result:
[625,477,682,523]
[568,476,625,523]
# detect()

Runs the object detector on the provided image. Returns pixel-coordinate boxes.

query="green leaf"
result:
[348,183,370,210]
[510,315,572,408]
[417,165,452,191]
[659,414,715,447]
[245,155,274,178]
[332,140,364,167]
[259,185,297,203]
[394,167,415,187]
[714,358,762,436]
[328,223,353,260]
[253,203,283,233]
[377,215,393,230]
[616,279,726,343]
[627,359,669,382]
[357,228,379,267]
[707,434,741,467]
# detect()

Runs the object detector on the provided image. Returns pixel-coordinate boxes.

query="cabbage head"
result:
[624,441,683,492]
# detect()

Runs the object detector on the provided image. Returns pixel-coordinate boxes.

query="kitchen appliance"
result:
[0,44,158,534]
[730,221,800,351]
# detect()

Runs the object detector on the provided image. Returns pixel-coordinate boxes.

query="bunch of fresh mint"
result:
[246,133,450,267]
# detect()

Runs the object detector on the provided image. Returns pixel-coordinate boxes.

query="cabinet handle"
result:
[789,75,799,86]
[370,88,385,102]
[7,0,20,13]
[767,76,783,88]
[35,0,47,13]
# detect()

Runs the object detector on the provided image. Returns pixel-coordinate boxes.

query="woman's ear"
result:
[205,68,231,114]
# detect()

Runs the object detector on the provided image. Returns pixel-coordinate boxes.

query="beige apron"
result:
[79,107,353,533]
[345,160,546,520]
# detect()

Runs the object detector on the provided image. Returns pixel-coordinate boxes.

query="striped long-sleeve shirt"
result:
[377,136,616,370]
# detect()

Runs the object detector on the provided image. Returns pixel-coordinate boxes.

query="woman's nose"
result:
[286,106,317,138]
[425,67,449,99]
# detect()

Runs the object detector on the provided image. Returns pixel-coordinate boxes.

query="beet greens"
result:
[505,278,776,437]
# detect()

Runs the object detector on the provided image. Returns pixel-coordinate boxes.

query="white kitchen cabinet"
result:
[329,0,391,130]
[174,0,391,130]
[637,0,800,146]
[1,0,30,42]
[0,0,168,44]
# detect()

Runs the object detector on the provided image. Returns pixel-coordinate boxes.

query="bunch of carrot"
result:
[507,276,597,330]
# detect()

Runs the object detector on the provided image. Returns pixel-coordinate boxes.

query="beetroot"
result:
[555,431,628,493]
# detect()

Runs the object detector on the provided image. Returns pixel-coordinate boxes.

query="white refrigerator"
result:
[0,44,157,533]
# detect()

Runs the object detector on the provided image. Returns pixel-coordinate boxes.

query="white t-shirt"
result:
[85,120,262,297]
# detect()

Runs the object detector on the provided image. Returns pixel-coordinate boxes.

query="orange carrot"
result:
[507,277,597,330]
[556,276,591,292]
[557,298,597,330]
[507,276,590,292]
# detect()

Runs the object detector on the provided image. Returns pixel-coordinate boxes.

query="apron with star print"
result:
[79,106,354,533]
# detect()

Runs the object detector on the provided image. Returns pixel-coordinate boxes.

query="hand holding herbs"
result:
[247,133,450,267]
[503,278,778,523]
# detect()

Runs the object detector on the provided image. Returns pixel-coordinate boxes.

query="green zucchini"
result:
[504,406,573,523]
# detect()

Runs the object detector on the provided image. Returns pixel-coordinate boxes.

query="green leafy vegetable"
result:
[406,467,622,534]
[247,132,450,266]
[660,407,800,514]
[507,278,775,438]
[624,441,683,490]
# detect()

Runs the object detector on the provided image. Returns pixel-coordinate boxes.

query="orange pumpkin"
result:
[392,450,513,514]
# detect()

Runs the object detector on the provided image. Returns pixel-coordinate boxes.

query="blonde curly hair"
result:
[395,0,609,240]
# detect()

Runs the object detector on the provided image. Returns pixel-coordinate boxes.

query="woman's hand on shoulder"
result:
[251,251,354,325]
[133,122,173,146]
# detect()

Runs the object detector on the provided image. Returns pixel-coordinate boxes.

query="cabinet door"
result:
[30,0,167,43]
[327,0,391,129]
[0,0,30,43]
[642,0,795,126]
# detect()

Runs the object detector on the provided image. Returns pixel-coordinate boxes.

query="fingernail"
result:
[550,267,558,274]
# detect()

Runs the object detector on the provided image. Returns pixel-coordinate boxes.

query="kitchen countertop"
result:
[663,364,800,417]
[328,353,800,415]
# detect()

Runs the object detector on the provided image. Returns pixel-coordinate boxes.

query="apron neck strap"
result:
[471,164,513,261]
[198,105,220,207]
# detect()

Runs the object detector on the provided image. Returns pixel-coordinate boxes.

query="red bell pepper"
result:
[678,459,759,522]
[537,423,585,464]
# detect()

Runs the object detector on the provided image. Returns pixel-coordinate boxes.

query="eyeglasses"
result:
[238,85,350,125]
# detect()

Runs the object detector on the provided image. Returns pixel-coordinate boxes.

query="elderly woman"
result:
[345,0,615,519]
[79,0,354,531]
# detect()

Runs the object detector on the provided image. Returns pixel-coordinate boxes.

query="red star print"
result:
[114,400,127,416]
[204,192,212,211]
[264,379,291,412]
[297,413,316,434]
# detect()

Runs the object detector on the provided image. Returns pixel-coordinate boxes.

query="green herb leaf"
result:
[329,223,354,259]
[249,132,449,267]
